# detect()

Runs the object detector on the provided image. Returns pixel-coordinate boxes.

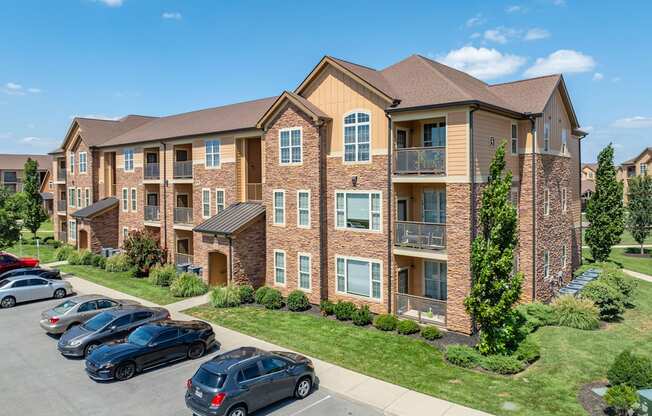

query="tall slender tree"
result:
[22,158,48,238]
[0,188,21,250]
[585,144,625,262]
[626,174,652,255]
[464,143,523,355]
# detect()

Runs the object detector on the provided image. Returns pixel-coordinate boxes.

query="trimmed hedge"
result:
[255,286,273,304]
[397,320,420,335]
[421,325,442,341]
[582,280,625,321]
[80,250,94,265]
[170,272,208,298]
[287,290,310,312]
[607,350,652,389]
[319,300,335,316]
[237,284,255,304]
[517,302,557,332]
[91,254,106,269]
[480,354,525,375]
[261,288,283,310]
[373,314,398,331]
[445,345,481,368]
[147,264,178,287]
[602,271,637,306]
[210,286,241,308]
[351,305,373,326]
[334,301,357,321]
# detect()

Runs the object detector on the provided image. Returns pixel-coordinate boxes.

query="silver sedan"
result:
[0,276,72,309]
[39,295,140,334]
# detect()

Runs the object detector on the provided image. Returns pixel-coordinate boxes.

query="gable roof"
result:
[0,154,52,170]
[622,147,652,165]
[257,91,331,129]
[582,163,598,171]
[71,197,118,219]
[194,202,265,235]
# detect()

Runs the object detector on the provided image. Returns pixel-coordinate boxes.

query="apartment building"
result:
[52,54,585,334]
[617,147,651,203]
[581,163,597,210]
[0,154,51,193]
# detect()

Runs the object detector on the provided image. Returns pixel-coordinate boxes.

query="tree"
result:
[0,188,22,250]
[22,158,48,238]
[464,143,524,355]
[122,229,166,276]
[626,174,652,254]
[585,144,625,262]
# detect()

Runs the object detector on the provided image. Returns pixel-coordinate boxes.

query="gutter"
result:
[387,100,530,121]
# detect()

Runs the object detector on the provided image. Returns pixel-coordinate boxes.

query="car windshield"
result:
[127,326,157,347]
[194,368,226,388]
[0,279,10,288]
[82,312,113,331]
[53,299,78,314]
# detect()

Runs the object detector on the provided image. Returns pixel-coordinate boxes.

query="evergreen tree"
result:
[464,143,524,355]
[22,158,48,238]
[626,174,652,254]
[0,188,21,250]
[585,144,625,262]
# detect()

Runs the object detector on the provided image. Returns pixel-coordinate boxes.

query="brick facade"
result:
[77,207,119,254]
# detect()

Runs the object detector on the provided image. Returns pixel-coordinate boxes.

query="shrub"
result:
[582,280,625,321]
[236,284,255,304]
[210,286,241,308]
[80,250,94,265]
[287,290,310,312]
[170,272,208,297]
[261,288,283,310]
[517,302,557,332]
[66,251,82,265]
[334,301,357,321]
[51,240,62,248]
[255,286,273,304]
[147,264,177,287]
[122,230,166,276]
[373,314,398,331]
[602,271,637,306]
[351,305,373,326]
[604,385,640,416]
[421,326,442,341]
[397,320,420,335]
[607,350,652,389]
[319,300,335,316]
[91,254,106,269]
[551,295,600,330]
[515,338,541,363]
[55,245,74,261]
[105,253,130,272]
[445,345,481,368]
[480,354,525,375]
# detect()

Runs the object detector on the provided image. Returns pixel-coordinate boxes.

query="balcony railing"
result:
[246,183,263,201]
[394,221,446,250]
[58,231,68,242]
[173,207,193,225]
[144,205,160,222]
[396,293,446,325]
[175,253,194,266]
[173,161,193,179]
[144,163,160,180]
[57,200,67,212]
[394,147,446,175]
[57,169,67,181]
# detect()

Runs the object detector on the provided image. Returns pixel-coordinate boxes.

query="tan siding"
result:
[538,88,571,154]
[474,111,518,179]
[447,111,468,176]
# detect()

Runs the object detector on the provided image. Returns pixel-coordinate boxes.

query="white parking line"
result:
[288,395,332,416]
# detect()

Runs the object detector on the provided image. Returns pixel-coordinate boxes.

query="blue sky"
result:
[1,0,650,163]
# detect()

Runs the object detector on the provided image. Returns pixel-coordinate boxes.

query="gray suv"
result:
[185,347,315,416]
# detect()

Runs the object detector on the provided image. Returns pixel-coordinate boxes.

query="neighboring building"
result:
[51,54,586,335]
[581,163,597,211]
[617,147,652,203]
[0,154,52,193]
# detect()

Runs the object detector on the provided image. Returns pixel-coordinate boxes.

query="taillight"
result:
[165,313,171,319]
[210,392,226,407]
[186,379,192,390]
[50,317,59,325]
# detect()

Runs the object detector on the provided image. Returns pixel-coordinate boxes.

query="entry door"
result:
[398,269,409,294]
[396,129,408,149]
[176,149,188,162]
[209,252,228,286]
[397,199,408,222]
[423,190,446,223]
[146,152,158,164]
[176,194,189,208]
[147,193,158,206]
[177,239,189,255]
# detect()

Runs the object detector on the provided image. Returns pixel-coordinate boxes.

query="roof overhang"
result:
[257,91,331,129]
[387,100,528,120]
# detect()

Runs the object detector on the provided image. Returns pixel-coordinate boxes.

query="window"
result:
[85,188,90,207]
[561,187,568,213]
[202,189,211,218]
[69,188,76,207]
[561,245,567,270]
[69,153,75,173]
[336,256,381,300]
[298,253,311,290]
[561,129,568,155]
[215,189,225,213]
[274,250,286,285]
[123,149,134,171]
[343,112,370,162]
[297,191,310,228]
[260,358,287,374]
[205,139,221,168]
[543,250,550,280]
[279,128,302,164]
[78,301,98,313]
[77,188,82,208]
[641,163,648,176]
[112,315,132,328]
[69,220,76,241]
[122,188,128,212]
[123,227,129,240]
[130,188,137,211]
[79,152,87,173]
[588,171,594,179]
[422,190,446,223]
[273,190,285,225]
[335,191,381,231]
[423,121,446,147]
[543,122,550,152]
[511,123,518,155]
[543,188,550,216]
[2,171,17,183]
[424,261,447,300]
[239,363,262,382]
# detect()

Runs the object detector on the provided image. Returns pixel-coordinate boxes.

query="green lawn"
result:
[583,247,652,275]
[582,228,652,246]
[5,220,58,263]
[185,273,652,416]
[59,265,179,305]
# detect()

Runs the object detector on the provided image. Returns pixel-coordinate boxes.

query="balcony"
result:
[394,221,446,250]
[57,169,67,182]
[57,200,67,212]
[175,253,194,266]
[173,161,192,179]
[246,183,262,202]
[394,147,446,175]
[396,293,446,326]
[173,207,193,225]
[144,163,160,180]
[144,205,160,222]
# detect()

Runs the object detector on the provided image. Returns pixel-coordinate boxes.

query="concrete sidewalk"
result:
[63,274,491,416]
[623,269,652,283]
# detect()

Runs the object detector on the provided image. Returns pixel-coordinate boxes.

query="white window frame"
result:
[298,252,311,291]
[297,190,310,228]
[335,190,382,232]
[335,255,382,301]
[122,188,129,212]
[78,152,87,174]
[123,148,134,171]
[77,188,82,208]
[640,163,648,176]
[273,190,285,226]
[84,188,90,207]
[274,249,286,286]
[205,139,221,168]
[543,187,550,216]
[543,250,550,280]
[561,128,568,155]
[69,153,75,174]
[343,110,371,163]
[561,245,567,270]
[69,187,76,208]
[122,227,129,241]
[511,122,518,155]
[202,188,211,219]
[130,188,137,212]
[279,127,302,165]
[561,187,568,213]
[215,189,225,213]
[543,122,550,152]
[68,220,77,241]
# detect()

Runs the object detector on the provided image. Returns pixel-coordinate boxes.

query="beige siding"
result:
[474,110,519,179]
[447,111,468,177]
[537,88,572,154]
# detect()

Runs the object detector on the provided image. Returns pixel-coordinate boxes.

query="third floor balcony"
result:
[144,163,160,180]
[173,207,193,225]
[394,221,446,251]
[144,205,160,222]
[173,161,193,179]
[394,147,446,176]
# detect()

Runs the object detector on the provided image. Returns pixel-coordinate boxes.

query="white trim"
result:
[273,249,286,286]
[543,250,550,280]
[272,189,286,226]
[297,252,312,292]
[204,139,222,169]
[543,187,550,216]
[201,188,211,219]
[334,190,382,233]
[543,122,550,153]
[84,187,91,207]
[121,188,129,212]
[78,151,88,174]
[130,187,137,212]
[77,188,82,208]
[392,246,448,261]
[215,188,225,213]
[68,220,77,241]
[561,187,568,213]
[122,227,129,241]
[123,148,135,172]
[396,197,409,221]
[68,187,76,208]
[342,109,372,164]
[334,254,383,302]
[278,127,303,165]
[561,128,568,155]
[395,127,409,149]
[297,189,311,229]
[510,122,518,155]
[561,244,567,270]
[69,152,75,174]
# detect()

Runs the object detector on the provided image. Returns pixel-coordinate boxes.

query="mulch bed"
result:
[578,381,609,416]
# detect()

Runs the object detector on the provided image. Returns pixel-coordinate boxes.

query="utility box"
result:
[640,389,652,416]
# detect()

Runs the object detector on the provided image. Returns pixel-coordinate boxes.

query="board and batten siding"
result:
[536,88,572,154]
[473,110,519,180]
[446,111,468,177]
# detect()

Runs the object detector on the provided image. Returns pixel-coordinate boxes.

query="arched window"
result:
[343,111,370,162]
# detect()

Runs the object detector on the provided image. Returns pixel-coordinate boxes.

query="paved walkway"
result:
[62,274,491,416]
[622,269,652,283]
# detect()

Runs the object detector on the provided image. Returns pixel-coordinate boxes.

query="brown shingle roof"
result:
[257,91,330,128]
[0,154,52,170]
[622,147,652,165]
[328,56,397,100]
[489,75,561,115]
[75,115,156,147]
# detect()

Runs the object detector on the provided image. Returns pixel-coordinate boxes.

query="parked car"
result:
[0,267,61,280]
[0,276,72,308]
[39,295,141,334]
[57,305,169,358]
[185,347,315,416]
[85,320,217,381]
[0,253,39,274]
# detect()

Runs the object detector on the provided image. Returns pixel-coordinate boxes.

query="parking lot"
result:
[0,296,383,416]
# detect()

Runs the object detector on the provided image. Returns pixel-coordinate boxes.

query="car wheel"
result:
[114,362,136,381]
[53,289,66,299]
[294,377,312,399]
[84,343,99,358]
[187,342,205,359]
[0,296,16,308]
[227,405,247,416]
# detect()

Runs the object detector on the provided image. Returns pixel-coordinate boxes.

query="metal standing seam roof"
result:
[194,202,265,235]
[70,197,119,219]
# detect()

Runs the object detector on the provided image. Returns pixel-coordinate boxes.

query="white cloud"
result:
[6,82,22,90]
[506,5,523,13]
[524,28,550,41]
[611,116,652,129]
[19,136,60,149]
[524,50,595,77]
[0,132,12,139]
[470,32,481,39]
[592,72,604,81]
[438,46,527,80]
[162,12,182,20]
[466,13,485,28]
[70,114,123,121]
[3,82,42,96]
[95,0,123,6]
[27,87,42,93]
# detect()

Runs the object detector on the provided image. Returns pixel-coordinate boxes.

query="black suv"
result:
[185,347,315,416]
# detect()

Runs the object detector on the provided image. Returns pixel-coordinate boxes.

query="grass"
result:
[59,265,179,305]
[5,220,57,263]
[581,228,652,246]
[185,272,652,416]
[583,247,652,275]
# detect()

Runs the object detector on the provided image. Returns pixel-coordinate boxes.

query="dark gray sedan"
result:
[0,276,72,308]
[57,305,169,358]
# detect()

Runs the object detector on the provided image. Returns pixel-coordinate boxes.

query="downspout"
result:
[528,116,537,301]
[161,142,168,256]
[228,236,233,283]
[469,106,478,334]
[386,113,393,313]
[318,122,328,301]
